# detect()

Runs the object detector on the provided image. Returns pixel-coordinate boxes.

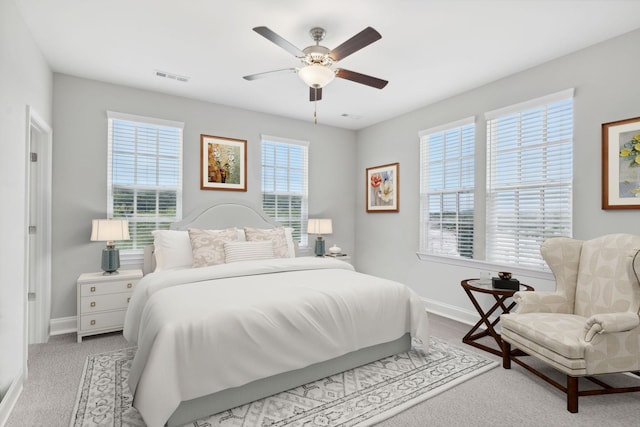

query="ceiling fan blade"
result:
[335,69,388,89]
[243,68,297,81]
[329,27,382,62]
[253,26,305,58]
[309,87,323,102]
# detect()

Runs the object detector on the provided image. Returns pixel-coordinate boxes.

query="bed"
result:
[123,200,429,427]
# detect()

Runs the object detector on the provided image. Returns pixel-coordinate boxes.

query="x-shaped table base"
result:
[461,279,534,357]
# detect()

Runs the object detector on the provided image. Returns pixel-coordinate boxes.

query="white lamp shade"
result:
[91,219,130,242]
[298,65,335,88]
[307,218,333,235]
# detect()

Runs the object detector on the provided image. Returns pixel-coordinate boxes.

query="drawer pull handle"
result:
[90,301,96,307]
[127,297,131,303]
[90,286,96,292]
[127,282,133,288]
[90,320,96,326]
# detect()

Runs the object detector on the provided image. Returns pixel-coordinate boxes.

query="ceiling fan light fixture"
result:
[298,64,335,88]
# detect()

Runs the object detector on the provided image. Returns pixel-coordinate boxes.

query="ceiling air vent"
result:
[155,70,190,82]
[341,113,363,120]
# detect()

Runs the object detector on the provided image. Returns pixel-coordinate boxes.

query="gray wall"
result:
[354,28,640,323]
[51,74,357,320]
[35,17,640,344]
[0,0,52,397]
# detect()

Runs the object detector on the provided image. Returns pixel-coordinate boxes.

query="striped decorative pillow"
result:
[224,241,275,263]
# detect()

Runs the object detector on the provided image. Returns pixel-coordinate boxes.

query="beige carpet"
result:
[7,315,640,426]
[70,337,496,427]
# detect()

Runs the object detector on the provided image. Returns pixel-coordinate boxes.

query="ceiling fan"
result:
[243,26,388,102]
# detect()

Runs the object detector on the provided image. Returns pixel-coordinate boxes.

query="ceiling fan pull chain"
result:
[314,99,318,125]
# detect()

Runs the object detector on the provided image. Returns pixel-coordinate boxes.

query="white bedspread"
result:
[123,257,429,427]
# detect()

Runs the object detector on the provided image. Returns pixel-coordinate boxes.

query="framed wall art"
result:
[200,134,247,191]
[366,162,399,212]
[602,116,640,209]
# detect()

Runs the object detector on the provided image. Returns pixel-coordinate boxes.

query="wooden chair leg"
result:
[502,340,511,369]
[567,375,578,413]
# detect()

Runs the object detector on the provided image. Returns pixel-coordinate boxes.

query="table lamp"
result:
[91,219,130,274]
[307,218,332,256]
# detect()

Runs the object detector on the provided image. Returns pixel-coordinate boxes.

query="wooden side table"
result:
[461,278,534,356]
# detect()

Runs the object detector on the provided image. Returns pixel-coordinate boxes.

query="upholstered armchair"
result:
[501,234,640,413]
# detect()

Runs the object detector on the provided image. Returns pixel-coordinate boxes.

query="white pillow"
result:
[152,230,192,271]
[152,228,248,271]
[224,241,275,263]
[284,227,296,258]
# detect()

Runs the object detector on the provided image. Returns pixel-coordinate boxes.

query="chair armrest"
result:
[584,312,640,342]
[513,291,573,314]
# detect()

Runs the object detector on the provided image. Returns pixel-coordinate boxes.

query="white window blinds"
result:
[261,135,309,245]
[419,117,475,258]
[107,111,183,252]
[485,89,574,270]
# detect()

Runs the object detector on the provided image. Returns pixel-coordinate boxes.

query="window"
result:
[261,135,309,245]
[419,117,475,258]
[417,89,574,273]
[485,89,574,270]
[107,111,183,254]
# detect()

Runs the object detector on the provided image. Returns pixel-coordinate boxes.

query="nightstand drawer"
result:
[80,310,127,331]
[80,293,132,313]
[80,279,136,297]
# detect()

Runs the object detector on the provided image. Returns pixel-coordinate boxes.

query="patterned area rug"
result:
[70,337,496,427]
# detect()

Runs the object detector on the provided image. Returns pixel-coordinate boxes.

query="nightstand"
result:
[325,254,352,264]
[76,269,142,343]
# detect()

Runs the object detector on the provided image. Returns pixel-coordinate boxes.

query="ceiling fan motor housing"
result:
[302,45,332,65]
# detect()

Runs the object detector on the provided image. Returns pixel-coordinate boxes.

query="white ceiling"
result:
[14,0,640,130]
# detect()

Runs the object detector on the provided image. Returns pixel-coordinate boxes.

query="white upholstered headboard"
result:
[170,199,280,231]
[143,199,283,274]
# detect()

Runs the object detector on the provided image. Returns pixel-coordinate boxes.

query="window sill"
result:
[416,252,554,281]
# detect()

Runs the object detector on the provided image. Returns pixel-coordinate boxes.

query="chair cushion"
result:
[501,312,588,359]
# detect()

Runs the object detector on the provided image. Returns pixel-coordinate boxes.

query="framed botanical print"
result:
[602,117,640,209]
[200,134,247,191]
[366,162,399,212]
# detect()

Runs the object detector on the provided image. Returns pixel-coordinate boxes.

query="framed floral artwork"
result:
[602,117,640,209]
[366,162,399,212]
[200,134,247,191]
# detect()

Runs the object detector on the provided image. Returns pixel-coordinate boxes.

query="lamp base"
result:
[101,245,120,275]
[314,237,325,257]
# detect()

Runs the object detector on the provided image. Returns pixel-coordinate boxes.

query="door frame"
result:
[24,105,52,346]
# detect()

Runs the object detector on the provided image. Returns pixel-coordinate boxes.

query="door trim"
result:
[25,105,52,347]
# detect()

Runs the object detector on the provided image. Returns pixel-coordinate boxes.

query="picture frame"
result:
[602,117,640,209]
[366,162,399,212]
[200,134,247,191]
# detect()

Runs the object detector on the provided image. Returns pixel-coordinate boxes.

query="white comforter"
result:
[123,257,429,427]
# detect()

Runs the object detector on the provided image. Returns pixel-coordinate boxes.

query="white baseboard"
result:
[49,303,478,337]
[0,372,24,426]
[50,316,76,336]
[52,301,481,336]
[422,297,480,326]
